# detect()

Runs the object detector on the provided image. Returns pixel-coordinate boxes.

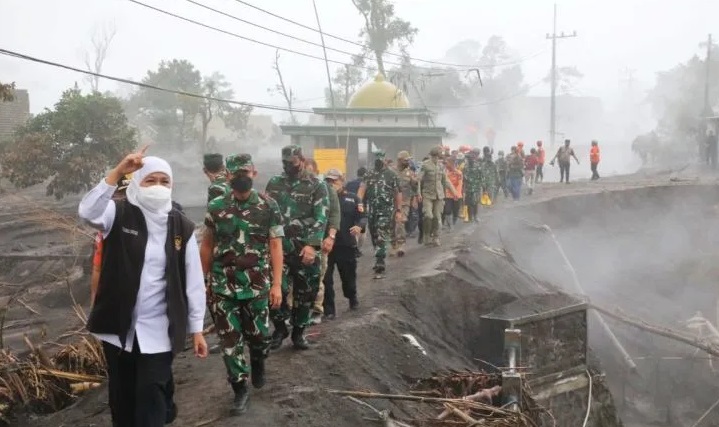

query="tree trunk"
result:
[375,50,386,76]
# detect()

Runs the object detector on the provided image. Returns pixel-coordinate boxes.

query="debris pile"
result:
[332,371,551,427]
[0,335,106,425]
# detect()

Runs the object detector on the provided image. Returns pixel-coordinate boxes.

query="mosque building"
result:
[280,74,448,175]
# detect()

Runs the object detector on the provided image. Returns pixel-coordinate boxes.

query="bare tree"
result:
[268,50,298,124]
[84,22,117,93]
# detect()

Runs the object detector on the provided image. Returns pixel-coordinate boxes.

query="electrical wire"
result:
[426,78,546,109]
[128,0,360,69]
[230,0,546,69]
[182,0,393,67]
[133,0,548,71]
[0,47,315,114]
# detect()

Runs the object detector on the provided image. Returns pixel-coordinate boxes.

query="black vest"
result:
[87,200,195,355]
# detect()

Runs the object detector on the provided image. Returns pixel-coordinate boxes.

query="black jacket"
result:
[87,201,195,355]
[334,190,367,248]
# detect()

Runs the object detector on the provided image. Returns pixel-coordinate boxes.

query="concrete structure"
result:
[281,74,448,176]
[0,89,30,142]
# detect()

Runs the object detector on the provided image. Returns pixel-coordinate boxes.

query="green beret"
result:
[226,153,254,174]
[281,144,303,161]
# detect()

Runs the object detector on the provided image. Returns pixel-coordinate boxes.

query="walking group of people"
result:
[78,137,602,426]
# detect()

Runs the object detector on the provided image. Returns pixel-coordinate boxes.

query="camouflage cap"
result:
[429,146,442,156]
[325,168,343,180]
[225,153,254,174]
[203,153,223,171]
[281,144,303,161]
[397,150,411,160]
[373,150,386,159]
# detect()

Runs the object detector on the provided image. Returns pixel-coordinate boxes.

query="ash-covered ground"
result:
[1,168,717,426]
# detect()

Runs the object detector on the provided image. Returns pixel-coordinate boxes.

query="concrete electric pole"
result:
[701,34,714,118]
[546,4,577,148]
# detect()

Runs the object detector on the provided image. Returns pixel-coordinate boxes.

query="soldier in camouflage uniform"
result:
[463,148,483,223]
[480,146,499,204]
[391,151,416,257]
[265,145,328,350]
[495,151,509,199]
[201,154,284,416]
[204,153,229,203]
[358,151,401,278]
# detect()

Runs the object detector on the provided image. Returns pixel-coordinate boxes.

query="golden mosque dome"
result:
[347,73,410,109]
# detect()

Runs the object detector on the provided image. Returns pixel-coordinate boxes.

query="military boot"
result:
[269,321,289,351]
[230,380,249,416]
[291,327,310,350]
[250,349,266,389]
[422,221,432,246]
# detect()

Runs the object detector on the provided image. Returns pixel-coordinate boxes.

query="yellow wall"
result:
[314,148,346,175]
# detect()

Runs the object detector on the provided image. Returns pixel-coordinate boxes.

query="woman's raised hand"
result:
[116,145,149,175]
[107,145,149,185]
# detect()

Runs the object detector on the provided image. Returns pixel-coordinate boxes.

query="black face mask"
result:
[283,161,301,177]
[374,159,385,170]
[230,175,253,193]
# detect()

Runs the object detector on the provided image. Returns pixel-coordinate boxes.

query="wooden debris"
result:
[330,371,550,426]
[0,334,106,422]
[16,299,40,316]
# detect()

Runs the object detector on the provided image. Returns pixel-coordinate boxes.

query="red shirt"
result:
[524,154,539,171]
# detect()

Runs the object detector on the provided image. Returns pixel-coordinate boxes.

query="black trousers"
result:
[536,164,544,182]
[442,198,461,225]
[590,162,600,180]
[559,161,570,183]
[323,245,358,316]
[103,338,174,427]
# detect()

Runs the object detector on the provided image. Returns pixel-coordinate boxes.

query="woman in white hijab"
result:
[79,146,208,427]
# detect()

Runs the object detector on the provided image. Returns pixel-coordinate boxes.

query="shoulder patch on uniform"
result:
[174,235,182,251]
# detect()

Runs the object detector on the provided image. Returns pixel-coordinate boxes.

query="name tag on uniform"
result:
[122,227,139,236]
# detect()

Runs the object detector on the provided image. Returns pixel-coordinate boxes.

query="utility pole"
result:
[701,34,714,118]
[546,4,577,148]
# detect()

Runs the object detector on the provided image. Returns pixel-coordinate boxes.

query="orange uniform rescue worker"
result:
[590,140,601,180]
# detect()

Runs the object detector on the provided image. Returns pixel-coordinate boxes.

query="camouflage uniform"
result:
[205,153,230,203]
[481,150,499,199]
[462,153,483,222]
[205,154,284,384]
[265,146,329,331]
[495,154,509,199]
[392,151,416,255]
[363,152,400,274]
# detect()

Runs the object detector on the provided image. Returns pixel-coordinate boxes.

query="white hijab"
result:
[125,156,174,228]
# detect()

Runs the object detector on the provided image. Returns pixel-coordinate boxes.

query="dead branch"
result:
[590,303,719,358]
[16,299,40,316]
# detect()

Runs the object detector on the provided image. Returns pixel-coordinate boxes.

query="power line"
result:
[147,0,547,71]
[426,78,546,109]
[128,0,365,70]
[229,0,539,70]
[0,47,315,114]
[183,0,388,68]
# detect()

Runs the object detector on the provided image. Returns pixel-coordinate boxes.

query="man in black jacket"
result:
[322,169,366,318]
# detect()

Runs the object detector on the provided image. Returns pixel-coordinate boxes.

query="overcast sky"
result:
[2,0,718,121]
